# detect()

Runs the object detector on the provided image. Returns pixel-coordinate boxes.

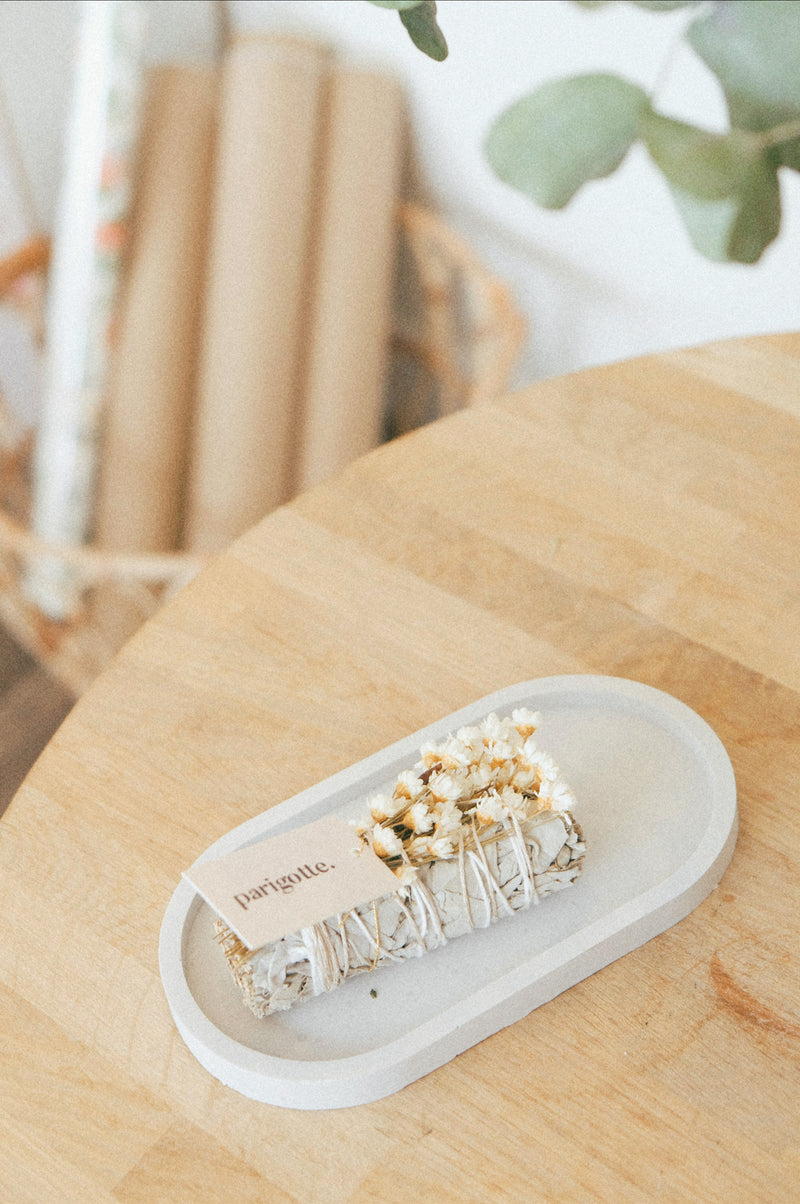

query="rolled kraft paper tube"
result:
[295,68,405,493]
[183,35,329,553]
[95,63,217,553]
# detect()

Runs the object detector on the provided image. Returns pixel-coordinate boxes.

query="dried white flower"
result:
[473,790,507,826]
[353,710,577,874]
[464,762,495,793]
[404,801,435,834]
[433,798,463,835]
[418,741,444,769]
[499,784,529,817]
[540,778,576,810]
[512,707,541,737]
[393,863,419,885]
[455,724,484,757]
[486,737,518,768]
[368,792,393,823]
[510,762,539,791]
[427,771,462,803]
[531,749,560,787]
[421,834,459,861]
[435,735,473,770]
[393,770,425,801]
[479,712,507,743]
[371,823,404,859]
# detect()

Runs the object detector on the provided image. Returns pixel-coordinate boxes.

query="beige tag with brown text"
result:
[184,815,398,950]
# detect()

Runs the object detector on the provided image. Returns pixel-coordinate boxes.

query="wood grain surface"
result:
[1,333,798,1201]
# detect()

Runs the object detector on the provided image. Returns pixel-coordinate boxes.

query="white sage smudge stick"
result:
[215,709,586,1017]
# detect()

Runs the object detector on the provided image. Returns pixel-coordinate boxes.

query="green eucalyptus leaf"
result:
[688,0,800,169]
[643,109,755,198]
[485,73,648,208]
[641,108,781,262]
[399,0,448,60]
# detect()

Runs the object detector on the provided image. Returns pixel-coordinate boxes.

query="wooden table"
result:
[1,333,799,1201]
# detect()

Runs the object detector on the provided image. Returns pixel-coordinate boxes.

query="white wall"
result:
[1,0,798,389]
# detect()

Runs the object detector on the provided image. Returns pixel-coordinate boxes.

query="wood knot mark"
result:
[710,955,800,1040]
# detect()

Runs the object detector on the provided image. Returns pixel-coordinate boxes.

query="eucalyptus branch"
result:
[753,118,800,151]
[369,0,800,264]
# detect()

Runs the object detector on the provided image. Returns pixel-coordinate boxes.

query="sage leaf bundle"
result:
[216,709,586,1017]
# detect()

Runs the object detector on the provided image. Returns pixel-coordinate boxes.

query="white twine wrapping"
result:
[217,809,585,1018]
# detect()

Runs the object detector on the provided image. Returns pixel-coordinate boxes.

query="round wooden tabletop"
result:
[1,333,798,1200]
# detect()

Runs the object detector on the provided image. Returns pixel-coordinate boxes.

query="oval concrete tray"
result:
[159,675,738,1109]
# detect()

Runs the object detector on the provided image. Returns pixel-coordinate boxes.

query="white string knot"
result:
[294,811,574,998]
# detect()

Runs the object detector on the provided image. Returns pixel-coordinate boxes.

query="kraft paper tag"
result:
[184,815,398,950]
